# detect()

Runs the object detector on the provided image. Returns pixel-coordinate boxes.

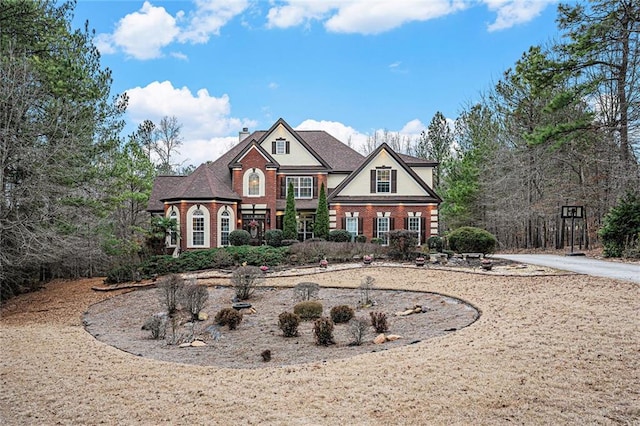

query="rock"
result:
[179,342,191,348]
[386,334,402,341]
[373,334,386,344]
[413,307,422,314]
[191,340,207,347]
[198,312,209,321]
[400,309,415,316]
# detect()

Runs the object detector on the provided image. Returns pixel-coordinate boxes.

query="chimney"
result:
[239,127,249,142]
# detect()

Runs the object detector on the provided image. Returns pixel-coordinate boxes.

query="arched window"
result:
[248,172,260,196]
[167,210,179,247]
[217,206,235,248]
[187,205,210,248]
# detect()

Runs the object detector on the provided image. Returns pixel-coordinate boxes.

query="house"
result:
[147,118,441,250]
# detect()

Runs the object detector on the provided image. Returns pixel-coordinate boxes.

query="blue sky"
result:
[72,0,561,167]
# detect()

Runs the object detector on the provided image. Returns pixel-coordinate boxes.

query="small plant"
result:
[330,305,354,324]
[229,229,251,246]
[370,311,389,333]
[348,317,369,346]
[313,317,335,346]
[319,258,328,268]
[355,235,367,243]
[294,282,320,301]
[231,265,263,300]
[278,311,301,337]
[180,281,209,320]
[142,315,166,339]
[158,274,184,315]
[261,349,272,362]
[294,300,323,320]
[363,254,372,264]
[215,307,243,330]
[359,275,375,306]
[260,265,269,272]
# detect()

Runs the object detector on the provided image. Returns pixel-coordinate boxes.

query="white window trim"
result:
[166,209,180,247]
[217,207,235,248]
[377,217,390,246]
[376,169,391,193]
[345,217,358,241]
[243,168,265,197]
[187,205,210,248]
[286,176,313,199]
[408,216,421,246]
[276,139,286,154]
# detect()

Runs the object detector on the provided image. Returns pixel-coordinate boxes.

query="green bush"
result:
[387,229,418,260]
[599,191,640,258]
[294,300,323,320]
[328,229,352,242]
[215,307,243,330]
[313,317,335,346]
[370,311,388,333]
[370,238,383,245]
[281,239,299,247]
[427,236,444,252]
[278,311,301,337]
[229,229,251,246]
[265,229,284,247]
[330,305,354,324]
[447,226,497,254]
[355,235,367,243]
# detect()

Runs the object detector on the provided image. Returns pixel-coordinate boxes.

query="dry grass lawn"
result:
[1,267,638,425]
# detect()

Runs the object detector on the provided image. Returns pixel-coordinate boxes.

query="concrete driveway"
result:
[494,254,640,284]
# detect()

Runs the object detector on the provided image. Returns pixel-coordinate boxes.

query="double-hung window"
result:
[345,217,358,241]
[220,211,230,246]
[286,176,313,199]
[376,169,391,193]
[408,216,421,245]
[377,217,390,245]
[275,139,286,154]
[192,209,205,246]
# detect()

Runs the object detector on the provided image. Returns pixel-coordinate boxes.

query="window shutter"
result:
[370,170,376,193]
[285,141,290,154]
[341,217,346,229]
[373,218,377,236]
[358,218,363,235]
[313,177,318,198]
[390,217,395,230]
[279,176,286,198]
[421,217,427,243]
[404,217,408,229]
[272,141,276,154]
[391,170,397,193]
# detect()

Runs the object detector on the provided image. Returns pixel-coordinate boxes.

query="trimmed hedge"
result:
[447,226,497,254]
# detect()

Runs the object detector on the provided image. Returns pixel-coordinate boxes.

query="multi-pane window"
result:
[376,169,391,193]
[220,211,230,246]
[192,209,205,246]
[408,216,421,245]
[286,176,313,199]
[345,217,358,241]
[276,139,286,154]
[169,211,178,246]
[248,172,260,196]
[377,217,390,245]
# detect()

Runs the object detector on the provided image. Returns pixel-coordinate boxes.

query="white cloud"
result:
[97,0,248,60]
[125,80,256,164]
[400,119,427,134]
[483,0,556,32]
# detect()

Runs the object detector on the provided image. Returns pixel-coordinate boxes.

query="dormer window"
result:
[272,138,290,155]
[370,168,397,194]
[377,169,391,193]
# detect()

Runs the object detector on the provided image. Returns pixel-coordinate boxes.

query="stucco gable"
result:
[255,118,328,168]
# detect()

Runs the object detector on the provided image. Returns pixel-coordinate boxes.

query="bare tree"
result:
[154,115,183,175]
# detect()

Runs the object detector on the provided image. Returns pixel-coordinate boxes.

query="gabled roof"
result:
[328,143,442,203]
[398,153,438,167]
[228,139,279,169]
[162,162,241,202]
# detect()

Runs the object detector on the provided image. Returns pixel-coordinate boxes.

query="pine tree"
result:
[314,183,330,239]
[283,182,298,240]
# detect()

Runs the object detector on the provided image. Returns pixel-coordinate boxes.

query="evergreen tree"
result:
[283,182,298,240]
[314,183,330,239]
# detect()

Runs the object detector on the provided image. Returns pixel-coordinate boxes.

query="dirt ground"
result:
[1,263,638,425]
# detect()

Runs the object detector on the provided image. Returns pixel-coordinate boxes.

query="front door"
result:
[242,214,265,245]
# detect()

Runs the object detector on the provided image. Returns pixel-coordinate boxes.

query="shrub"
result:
[370,238,383,245]
[427,236,444,252]
[278,311,301,337]
[264,229,284,247]
[294,282,320,301]
[211,249,234,268]
[104,264,137,284]
[229,229,251,246]
[142,315,166,339]
[370,311,389,333]
[447,226,497,254]
[180,282,209,320]
[348,317,369,346]
[231,265,263,300]
[599,191,640,258]
[328,229,352,242]
[355,235,367,243]
[313,317,335,346]
[388,229,418,260]
[215,307,243,330]
[330,305,354,324]
[281,239,300,247]
[294,300,323,320]
[158,274,184,315]
[261,349,272,362]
